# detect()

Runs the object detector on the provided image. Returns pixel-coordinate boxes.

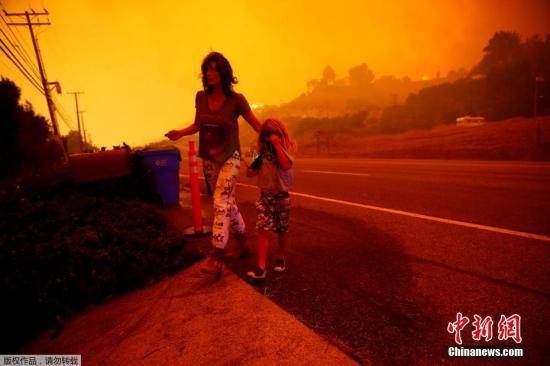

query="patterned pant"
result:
[256,191,291,233]
[203,150,245,249]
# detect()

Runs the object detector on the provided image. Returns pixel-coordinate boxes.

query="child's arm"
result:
[245,156,261,177]
[247,167,259,177]
[269,136,292,171]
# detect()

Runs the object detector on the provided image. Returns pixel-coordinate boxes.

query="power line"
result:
[52,94,77,131]
[0,20,41,83]
[11,23,37,65]
[0,17,40,77]
[0,41,75,133]
[54,98,74,121]
[0,48,43,95]
[0,35,42,87]
[57,110,76,131]
[0,11,39,78]
[0,40,44,93]
[0,2,73,129]
[53,94,75,123]
[1,4,78,141]
[4,8,61,136]
[1,44,76,135]
[0,25,40,80]
[0,45,37,90]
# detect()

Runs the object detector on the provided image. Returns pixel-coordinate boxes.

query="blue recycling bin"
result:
[137,148,181,206]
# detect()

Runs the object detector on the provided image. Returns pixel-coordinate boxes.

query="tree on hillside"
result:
[446,68,468,82]
[0,78,64,179]
[307,79,320,91]
[321,65,336,85]
[348,63,375,86]
[473,31,522,74]
[380,31,550,133]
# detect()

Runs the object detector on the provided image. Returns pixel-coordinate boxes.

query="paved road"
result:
[265,158,550,237]
[189,158,550,364]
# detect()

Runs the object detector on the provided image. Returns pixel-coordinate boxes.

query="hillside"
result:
[255,65,464,120]
[146,117,550,161]
[298,117,550,160]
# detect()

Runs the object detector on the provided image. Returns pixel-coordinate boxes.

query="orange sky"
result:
[1,0,549,147]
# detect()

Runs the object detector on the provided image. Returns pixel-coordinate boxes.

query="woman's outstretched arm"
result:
[165,111,200,140]
[165,123,199,140]
[242,109,262,132]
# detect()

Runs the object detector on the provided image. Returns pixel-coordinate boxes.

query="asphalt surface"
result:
[275,158,550,237]
[189,158,550,365]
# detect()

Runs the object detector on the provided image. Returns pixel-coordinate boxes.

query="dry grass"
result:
[298,116,550,160]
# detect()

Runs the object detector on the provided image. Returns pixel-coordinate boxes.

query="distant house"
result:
[456,116,486,127]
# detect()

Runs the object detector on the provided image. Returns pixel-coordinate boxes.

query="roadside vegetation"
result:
[0,78,198,352]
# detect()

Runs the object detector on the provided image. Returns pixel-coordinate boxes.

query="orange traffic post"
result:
[184,141,211,237]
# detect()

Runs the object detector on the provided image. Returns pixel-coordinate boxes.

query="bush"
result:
[0,178,198,351]
[0,78,64,180]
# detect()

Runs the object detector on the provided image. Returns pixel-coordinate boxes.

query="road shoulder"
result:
[21,205,357,366]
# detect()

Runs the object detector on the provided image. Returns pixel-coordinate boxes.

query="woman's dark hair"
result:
[201,52,238,96]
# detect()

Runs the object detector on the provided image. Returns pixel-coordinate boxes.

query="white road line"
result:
[179,174,550,242]
[301,170,371,177]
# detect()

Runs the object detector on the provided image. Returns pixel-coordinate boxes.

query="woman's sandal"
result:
[200,247,225,277]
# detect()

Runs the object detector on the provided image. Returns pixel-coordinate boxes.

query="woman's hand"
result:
[165,129,182,141]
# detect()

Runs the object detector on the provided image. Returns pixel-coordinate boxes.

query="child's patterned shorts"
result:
[256,191,291,233]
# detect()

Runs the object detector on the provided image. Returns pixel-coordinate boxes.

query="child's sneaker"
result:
[273,258,286,272]
[247,267,267,281]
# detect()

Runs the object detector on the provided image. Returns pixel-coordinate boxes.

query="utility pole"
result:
[5,9,61,136]
[79,110,87,148]
[534,75,544,149]
[315,130,320,156]
[68,91,84,152]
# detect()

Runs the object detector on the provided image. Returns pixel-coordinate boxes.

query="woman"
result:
[165,52,261,276]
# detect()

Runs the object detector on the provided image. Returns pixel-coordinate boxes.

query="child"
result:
[246,118,296,281]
